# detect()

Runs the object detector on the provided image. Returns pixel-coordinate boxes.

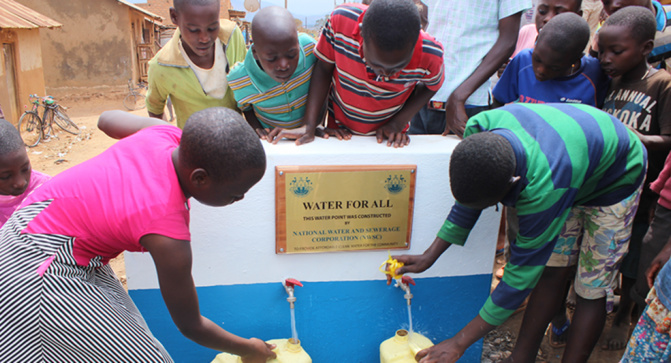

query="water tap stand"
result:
[396,276,415,305]
[283,278,303,308]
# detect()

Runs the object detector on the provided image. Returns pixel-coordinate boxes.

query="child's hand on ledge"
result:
[376,124,410,148]
[321,126,352,141]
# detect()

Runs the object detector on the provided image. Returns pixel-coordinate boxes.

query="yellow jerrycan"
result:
[212,338,311,363]
[380,329,434,363]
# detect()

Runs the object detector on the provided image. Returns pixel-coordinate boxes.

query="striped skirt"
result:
[0,201,173,362]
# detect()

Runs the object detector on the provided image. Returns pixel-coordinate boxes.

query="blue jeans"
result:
[408,104,490,135]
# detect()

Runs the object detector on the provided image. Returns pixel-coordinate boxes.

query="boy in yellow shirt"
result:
[146,0,246,128]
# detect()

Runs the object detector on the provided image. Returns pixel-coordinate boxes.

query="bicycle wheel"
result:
[41,108,55,138]
[53,106,80,135]
[123,93,142,111]
[18,111,42,147]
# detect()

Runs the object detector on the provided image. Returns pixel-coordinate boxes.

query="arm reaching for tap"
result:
[392,237,452,278]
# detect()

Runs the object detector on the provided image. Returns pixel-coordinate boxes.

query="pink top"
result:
[21,125,190,266]
[0,170,50,226]
[512,24,538,58]
[651,152,671,210]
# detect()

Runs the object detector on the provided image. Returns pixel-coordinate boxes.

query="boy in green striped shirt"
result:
[394,103,646,362]
[227,7,318,143]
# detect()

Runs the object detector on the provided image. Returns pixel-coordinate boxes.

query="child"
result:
[494,12,609,107]
[495,0,582,85]
[492,12,610,349]
[598,6,671,350]
[593,0,671,70]
[227,6,317,143]
[512,0,584,58]
[392,103,646,362]
[0,108,275,362]
[620,152,671,361]
[295,0,444,148]
[145,0,247,128]
[0,119,49,226]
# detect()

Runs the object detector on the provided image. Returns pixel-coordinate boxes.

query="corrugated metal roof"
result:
[0,0,61,29]
[117,0,163,21]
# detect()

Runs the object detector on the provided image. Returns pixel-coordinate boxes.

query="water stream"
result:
[407,304,413,333]
[290,307,298,342]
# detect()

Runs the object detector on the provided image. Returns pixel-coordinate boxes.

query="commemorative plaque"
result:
[276,165,416,254]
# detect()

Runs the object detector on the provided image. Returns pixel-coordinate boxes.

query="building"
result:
[15,0,163,97]
[0,0,60,125]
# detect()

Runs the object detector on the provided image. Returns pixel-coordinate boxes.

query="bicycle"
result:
[17,94,80,147]
[43,96,80,136]
[17,94,46,147]
[124,79,147,111]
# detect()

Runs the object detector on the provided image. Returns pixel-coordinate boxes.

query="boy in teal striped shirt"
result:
[394,103,646,362]
[227,6,317,143]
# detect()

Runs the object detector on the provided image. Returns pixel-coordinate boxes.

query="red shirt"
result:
[315,4,444,135]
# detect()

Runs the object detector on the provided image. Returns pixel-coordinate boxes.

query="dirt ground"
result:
[24,95,626,362]
[488,256,626,362]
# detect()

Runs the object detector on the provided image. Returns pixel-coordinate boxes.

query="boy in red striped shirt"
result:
[295,0,444,148]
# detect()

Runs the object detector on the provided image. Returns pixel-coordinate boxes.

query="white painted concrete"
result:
[126,135,501,289]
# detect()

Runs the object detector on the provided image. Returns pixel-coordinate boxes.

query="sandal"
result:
[548,319,570,348]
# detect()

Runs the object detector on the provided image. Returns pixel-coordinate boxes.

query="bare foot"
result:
[601,323,631,350]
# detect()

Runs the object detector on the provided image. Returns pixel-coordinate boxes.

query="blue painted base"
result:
[130,274,491,362]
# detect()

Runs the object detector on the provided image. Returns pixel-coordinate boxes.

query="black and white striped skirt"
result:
[0,201,173,362]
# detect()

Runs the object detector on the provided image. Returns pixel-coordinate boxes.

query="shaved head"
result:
[0,119,23,155]
[180,107,266,182]
[251,6,301,83]
[251,6,297,41]
[537,12,590,60]
[604,5,657,43]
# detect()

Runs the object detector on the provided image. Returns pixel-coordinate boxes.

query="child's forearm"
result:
[638,134,671,151]
[178,316,256,355]
[98,110,169,139]
[302,60,335,133]
[386,84,435,130]
[243,110,265,131]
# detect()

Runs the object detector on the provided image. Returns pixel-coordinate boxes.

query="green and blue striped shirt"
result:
[439,103,647,325]
[227,33,316,130]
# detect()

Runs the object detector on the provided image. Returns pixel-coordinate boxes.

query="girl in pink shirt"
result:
[0,108,274,362]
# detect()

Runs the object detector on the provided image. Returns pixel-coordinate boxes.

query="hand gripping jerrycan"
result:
[380,329,434,363]
[212,338,311,363]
